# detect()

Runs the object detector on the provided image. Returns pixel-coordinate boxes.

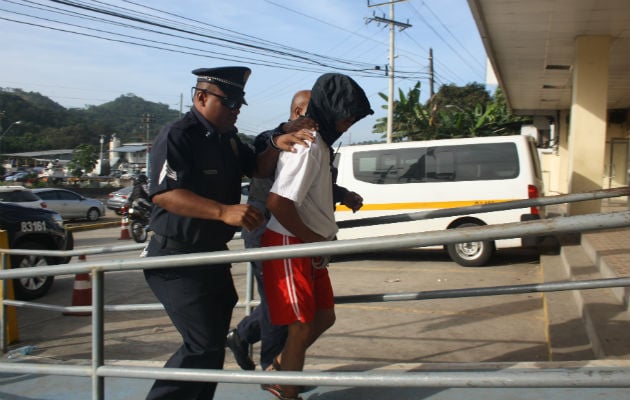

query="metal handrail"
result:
[5,276,630,314]
[1,211,628,279]
[1,191,629,399]
[337,186,629,228]
[1,362,628,388]
[2,187,627,258]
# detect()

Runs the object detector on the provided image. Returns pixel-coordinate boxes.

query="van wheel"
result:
[11,241,55,300]
[446,223,495,267]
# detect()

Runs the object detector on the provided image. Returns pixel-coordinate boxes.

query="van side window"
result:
[352,143,519,184]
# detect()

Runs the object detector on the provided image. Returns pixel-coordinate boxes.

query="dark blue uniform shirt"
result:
[148,107,256,249]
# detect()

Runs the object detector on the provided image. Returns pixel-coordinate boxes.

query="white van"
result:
[333,135,545,266]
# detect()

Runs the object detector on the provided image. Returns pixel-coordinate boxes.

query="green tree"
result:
[373,83,529,141]
[67,144,97,177]
[431,83,491,112]
[373,82,437,141]
[436,87,529,137]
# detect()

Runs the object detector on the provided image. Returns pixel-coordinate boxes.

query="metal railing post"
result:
[1,252,6,353]
[92,269,104,400]
[245,262,255,316]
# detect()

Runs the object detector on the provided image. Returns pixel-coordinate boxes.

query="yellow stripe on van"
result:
[336,199,515,212]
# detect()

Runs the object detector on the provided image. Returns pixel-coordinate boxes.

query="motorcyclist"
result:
[127,174,152,243]
[128,174,151,210]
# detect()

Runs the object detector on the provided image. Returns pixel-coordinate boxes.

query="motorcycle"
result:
[125,199,152,243]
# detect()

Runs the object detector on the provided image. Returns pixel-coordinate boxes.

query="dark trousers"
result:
[235,260,287,370]
[144,237,237,400]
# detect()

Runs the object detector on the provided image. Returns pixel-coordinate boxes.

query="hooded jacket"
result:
[306,73,374,147]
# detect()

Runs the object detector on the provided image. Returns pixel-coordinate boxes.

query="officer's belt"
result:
[153,233,222,253]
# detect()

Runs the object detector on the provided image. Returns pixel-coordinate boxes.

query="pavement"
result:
[1,200,629,399]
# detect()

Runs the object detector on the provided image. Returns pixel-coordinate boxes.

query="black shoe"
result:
[226,329,255,370]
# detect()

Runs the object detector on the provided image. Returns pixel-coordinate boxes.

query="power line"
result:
[1,0,482,123]
[405,0,484,79]
[418,0,485,71]
[47,0,381,73]
[263,0,430,78]
[2,0,430,80]
[401,30,466,84]
[0,7,341,72]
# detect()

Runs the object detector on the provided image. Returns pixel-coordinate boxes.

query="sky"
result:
[0,0,488,145]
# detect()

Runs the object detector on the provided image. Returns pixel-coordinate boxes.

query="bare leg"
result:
[307,308,335,347]
[279,321,312,398]
[277,308,335,398]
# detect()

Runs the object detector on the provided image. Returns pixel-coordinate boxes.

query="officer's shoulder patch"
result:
[159,160,177,184]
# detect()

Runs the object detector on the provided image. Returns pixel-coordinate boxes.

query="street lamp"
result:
[444,105,474,137]
[444,104,466,113]
[99,135,105,176]
[142,113,153,176]
[0,120,22,161]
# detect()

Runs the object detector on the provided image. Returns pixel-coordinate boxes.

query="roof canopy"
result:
[467,0,630,115]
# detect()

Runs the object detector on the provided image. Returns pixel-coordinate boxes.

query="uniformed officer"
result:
[143,66,314,400]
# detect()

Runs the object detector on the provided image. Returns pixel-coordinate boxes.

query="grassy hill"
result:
[0,88,182,154]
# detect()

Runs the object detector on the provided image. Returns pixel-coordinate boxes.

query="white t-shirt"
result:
[266,132,338,240]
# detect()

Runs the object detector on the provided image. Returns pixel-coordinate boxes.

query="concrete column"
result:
[558,110,570,195]
[567,36,610,215]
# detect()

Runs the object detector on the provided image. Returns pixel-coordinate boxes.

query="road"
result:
[12,226,549,368]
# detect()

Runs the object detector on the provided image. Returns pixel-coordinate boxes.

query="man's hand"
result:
[219,204,265,231]
[282,116,317,133]
[273,128,316,153]
[342,191,363,213]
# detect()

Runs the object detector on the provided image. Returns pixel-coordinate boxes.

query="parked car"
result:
[4,171,30,182]
[31,188,105,221]
[0,202,73,300]
[0,186,47,209]
[107,186,132,214]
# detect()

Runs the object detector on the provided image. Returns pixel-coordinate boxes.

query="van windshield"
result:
[352,142,520,184]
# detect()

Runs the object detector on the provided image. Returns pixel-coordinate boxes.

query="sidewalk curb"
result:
[66,221,120,232]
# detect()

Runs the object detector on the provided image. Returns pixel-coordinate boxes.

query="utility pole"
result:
[428,48,437,127]
[366,0,411,143]
[429,48,435,98]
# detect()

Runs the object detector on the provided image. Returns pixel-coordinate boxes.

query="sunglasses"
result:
[192,87,244,110]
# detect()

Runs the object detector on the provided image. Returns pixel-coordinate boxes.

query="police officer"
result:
[143,66,313,400]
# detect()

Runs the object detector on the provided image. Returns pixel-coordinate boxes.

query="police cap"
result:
[192,66,251,104]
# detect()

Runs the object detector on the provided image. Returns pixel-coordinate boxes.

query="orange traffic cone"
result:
[119,209,131,240]
[63,255,92,316]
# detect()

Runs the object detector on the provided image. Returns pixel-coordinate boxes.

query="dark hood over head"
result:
[306,73,373,147]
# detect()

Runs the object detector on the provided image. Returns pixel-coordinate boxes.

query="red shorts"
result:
[261,229,334,325]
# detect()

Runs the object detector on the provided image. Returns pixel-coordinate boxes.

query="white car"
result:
[32,188,105,221]
[106,186,132,214]
[0,186,47,209]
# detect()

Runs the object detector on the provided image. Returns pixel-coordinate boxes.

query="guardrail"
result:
[1,188,629,399]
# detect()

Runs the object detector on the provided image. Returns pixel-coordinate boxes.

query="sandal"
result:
[261,383,303,400]
[261,358,317,393]
[264,360,317,394]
